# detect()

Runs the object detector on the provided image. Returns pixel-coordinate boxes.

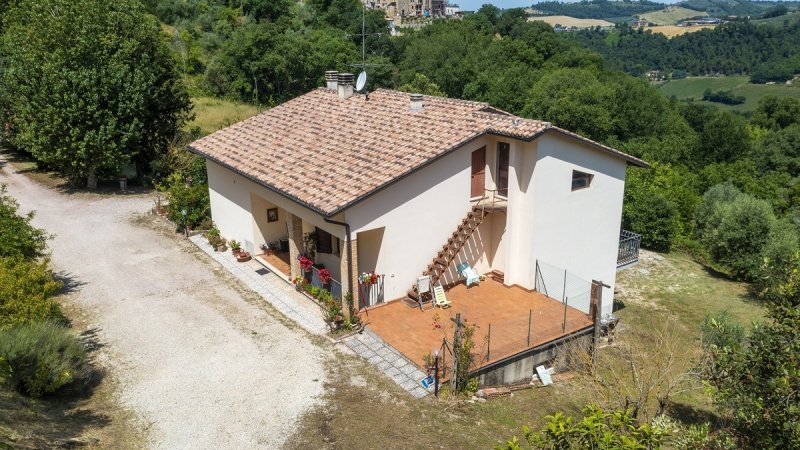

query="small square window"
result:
[572,170,593,191]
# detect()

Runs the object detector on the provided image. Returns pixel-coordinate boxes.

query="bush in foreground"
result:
[0,256,63,329]
[0,322,87,397]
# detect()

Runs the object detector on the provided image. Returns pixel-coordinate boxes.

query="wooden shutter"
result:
[471,147,486,198]
[497,142,509,196]
[315,227,333,254]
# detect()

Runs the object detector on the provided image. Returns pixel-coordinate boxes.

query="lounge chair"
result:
[457,262,480,287]
[416,275,435,311]
[433,284,451,309]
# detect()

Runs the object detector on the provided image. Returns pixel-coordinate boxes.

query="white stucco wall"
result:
[525,133,627,315]
[345,136,497,300]
[206,160,345,281]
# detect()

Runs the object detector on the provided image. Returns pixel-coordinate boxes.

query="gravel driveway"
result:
[0,157,329,449]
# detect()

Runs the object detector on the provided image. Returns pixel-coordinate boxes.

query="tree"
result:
[753,96,800,130]
[696,111,752,165]
[1,0,191,188]
[700,271,800,448]
[243,0,293,23]
[397,73,445,97]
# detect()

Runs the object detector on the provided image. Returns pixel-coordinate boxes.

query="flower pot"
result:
[236,252,251,262]
[304,269,312,283]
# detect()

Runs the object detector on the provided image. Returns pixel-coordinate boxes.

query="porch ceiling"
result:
[363,279,593,371]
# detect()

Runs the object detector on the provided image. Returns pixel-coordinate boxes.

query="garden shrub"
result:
[0,184,49,260]
[623,175,680,251]
[159,172,210,231]
[0,321,88,397]
[0,256,63,329]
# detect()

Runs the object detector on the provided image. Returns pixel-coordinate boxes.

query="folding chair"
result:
[416,275,435,311]
[433,284,451,309]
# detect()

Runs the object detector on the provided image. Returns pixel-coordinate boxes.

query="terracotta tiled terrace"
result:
[362,279,593,371]
[256,251,291,279]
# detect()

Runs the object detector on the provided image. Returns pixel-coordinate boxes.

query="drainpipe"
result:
[324,217,353,316]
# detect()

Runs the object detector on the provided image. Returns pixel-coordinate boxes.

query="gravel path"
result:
[0,156,329,449]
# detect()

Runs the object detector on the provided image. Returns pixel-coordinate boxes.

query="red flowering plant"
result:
[318,268,333,284]
[298,255,313,271]
[360,272,379,285]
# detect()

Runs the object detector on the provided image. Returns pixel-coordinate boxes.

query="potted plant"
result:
[230,240,242,256]
[318,268,333,290]
[298,255,313,282]
[236,250,251,262]
[292,275,305,291]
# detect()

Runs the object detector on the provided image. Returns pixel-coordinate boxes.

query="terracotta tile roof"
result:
[190,88,648,216]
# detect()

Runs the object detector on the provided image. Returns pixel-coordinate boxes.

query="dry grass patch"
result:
[189,97,261,134]
[646,25,717,37]
[528,15,614,28]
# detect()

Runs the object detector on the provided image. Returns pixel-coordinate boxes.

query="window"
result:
[571,170,594,191]
[471,147,486,198]
[315,227,333,254]
[333,237,341,257]
[496,142,509,197]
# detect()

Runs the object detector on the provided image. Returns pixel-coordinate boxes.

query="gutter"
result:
[323,217,354,315]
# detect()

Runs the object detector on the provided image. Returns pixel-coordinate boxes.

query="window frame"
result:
[315,227,333,254]
[496,142,510,198]
[571,170,594,191]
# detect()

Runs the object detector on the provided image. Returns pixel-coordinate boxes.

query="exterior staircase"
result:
[407,205,489,301]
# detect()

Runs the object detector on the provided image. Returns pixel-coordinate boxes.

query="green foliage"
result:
[397,73,445,97]
[1,0,192,186]
[700,270,800,448]
[0,321,88,397]
[697,185,776,280]
[0,257,63,330]
[623,166,687,251]
[159,172,210,231]
[696,111,752,165]
[453,321,477,393]
[499,405,670,449]
[703,88,745,105]
[752,96,800,131]
[0,185,48,260]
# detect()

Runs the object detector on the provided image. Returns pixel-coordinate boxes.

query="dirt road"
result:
[0,156,329,449]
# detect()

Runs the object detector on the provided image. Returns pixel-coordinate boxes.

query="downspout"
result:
[324,217,353,316]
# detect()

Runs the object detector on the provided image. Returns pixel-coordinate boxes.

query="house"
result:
[190,71,647,325]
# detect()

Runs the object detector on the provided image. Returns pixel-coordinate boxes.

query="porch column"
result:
[340,238,358,317]
[287,213,303,279]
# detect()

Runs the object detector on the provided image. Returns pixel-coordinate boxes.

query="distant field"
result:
[659,76,800,112]
[189,97,261,134]
[639,6,707,25]
[645,24,717,37]
[528,15,614,28]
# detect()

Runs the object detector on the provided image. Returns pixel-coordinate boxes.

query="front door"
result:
[471,147,486,198]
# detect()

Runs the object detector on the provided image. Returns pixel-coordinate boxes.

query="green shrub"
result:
[159,172,210,231]
[0,322,87,397]
[0,185,49,260]
[623,176,680,251]
[0,256,63,329]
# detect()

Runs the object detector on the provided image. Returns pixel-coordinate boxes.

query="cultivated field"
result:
[639,6,707,25]
[646,24,717,37]
[528,15,614,28]
[659,76,800,112]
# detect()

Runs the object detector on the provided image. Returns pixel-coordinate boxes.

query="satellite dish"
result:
[356,71,367,92]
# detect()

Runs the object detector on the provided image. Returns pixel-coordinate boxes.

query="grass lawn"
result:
[659,76,800,113]
[189,97,261,135]
[288,250,764,448]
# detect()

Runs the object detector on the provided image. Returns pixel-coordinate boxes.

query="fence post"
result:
[562,268,567,303]
[527,309,532,346]
[486,323,491,361]
[562,296,568,332]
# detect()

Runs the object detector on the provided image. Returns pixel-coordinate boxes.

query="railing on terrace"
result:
[358,274,385,310]
[471,188,508,214]
[617,230,642,268]
[534,260,592,315]
[308,265,342,300]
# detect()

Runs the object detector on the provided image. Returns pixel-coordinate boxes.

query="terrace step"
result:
[490,270,505,284]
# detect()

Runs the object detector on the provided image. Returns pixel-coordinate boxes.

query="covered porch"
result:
[362,279,594,373]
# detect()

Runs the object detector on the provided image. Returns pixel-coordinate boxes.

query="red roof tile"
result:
[190,88,647,216]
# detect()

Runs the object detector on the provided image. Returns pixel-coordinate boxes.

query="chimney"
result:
[410,93,424,112]
[325,70,338,91]
[337,73,354,100]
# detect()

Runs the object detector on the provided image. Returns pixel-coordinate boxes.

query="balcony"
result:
[617,230,642,269]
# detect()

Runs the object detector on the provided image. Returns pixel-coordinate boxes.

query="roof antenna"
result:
[345,6,385,96]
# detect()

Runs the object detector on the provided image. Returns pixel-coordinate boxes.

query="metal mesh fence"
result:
[534,260,592,314]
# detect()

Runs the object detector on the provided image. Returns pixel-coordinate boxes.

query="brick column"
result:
[287,213,303,279]
[340,238,358,317]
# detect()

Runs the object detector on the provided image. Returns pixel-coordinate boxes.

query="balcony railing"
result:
[308,265,342,300]
[618,230,642,268]
[358,274,385,310]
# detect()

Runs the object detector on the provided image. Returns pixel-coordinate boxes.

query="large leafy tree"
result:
[1,0,191,188]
